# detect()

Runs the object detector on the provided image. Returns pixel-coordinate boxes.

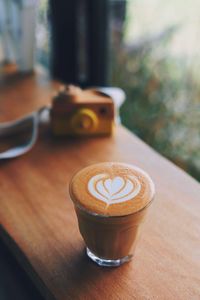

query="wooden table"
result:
[0,73,200,300]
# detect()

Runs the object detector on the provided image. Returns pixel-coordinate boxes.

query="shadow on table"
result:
[0,238,44,300]
[53,246,130,299]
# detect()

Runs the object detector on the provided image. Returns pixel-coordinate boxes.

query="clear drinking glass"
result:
[74,203,150,267]
[69,162,155,267]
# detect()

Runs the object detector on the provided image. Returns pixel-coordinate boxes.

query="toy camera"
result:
[51,85,114,136]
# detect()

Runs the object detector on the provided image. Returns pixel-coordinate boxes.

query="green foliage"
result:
[111,35,200,181]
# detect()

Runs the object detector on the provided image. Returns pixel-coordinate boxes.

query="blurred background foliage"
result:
[110,0,200,181]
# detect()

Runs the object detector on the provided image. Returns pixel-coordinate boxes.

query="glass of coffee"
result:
[69,162,155,267]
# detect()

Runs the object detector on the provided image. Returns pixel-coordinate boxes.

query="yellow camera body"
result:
[51,85,115,136]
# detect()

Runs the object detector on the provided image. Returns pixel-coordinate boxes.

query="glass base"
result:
[86,248,133,267]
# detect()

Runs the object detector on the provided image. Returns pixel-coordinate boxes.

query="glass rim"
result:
[70,192,155,219]
[69,161,155,218]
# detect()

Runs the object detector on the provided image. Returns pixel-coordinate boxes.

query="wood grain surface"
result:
[0,73,200,300]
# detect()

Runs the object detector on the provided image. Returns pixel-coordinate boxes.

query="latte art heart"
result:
[88,173,141,205]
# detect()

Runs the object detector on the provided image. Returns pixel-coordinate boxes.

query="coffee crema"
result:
[70,162,155,216]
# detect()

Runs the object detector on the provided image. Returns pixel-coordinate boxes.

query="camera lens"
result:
[99,107,107,115]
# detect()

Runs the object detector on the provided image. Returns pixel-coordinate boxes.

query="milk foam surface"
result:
[69,162,155,216]
[88,174,141,205]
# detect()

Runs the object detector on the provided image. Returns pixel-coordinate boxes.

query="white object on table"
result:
[90,87,126,124]
[0,0,38,71]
